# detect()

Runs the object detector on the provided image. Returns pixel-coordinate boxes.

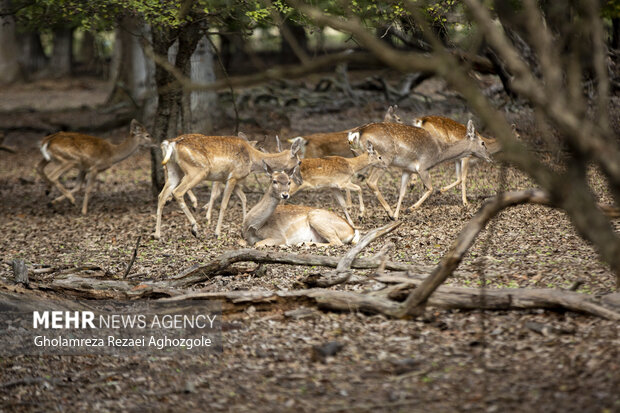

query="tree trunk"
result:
[0,0,21,84]
[188,36,217,133]
[48,28,74,77]
[612,18,620,50]
[108,17,154,109]
[18,32,47,77]
[77,31,97,74]
[149,21,203,195]
[280,17,308,64]
[150,26,177,195]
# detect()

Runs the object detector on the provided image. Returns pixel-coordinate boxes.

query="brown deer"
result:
[295,105,402,159]
[37,119,151,214]
[412,115,507,205]
[242,162,359,247]
[290,141,387,226]
[348,120,492,219]
[154,134,302,240]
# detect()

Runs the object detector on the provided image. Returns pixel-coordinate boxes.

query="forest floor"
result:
[0,74,618,412]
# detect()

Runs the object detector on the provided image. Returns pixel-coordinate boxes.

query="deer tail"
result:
[40,142,51,161]
[161,140,175,165]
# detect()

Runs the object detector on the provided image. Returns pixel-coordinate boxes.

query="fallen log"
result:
[158,284,620,320]
[3,272,618,320]
[171,247,437,288]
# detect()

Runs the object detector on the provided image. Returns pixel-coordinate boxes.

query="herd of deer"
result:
[36,106,505,247]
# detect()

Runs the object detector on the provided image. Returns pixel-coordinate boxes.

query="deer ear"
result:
[366,141,374,153]
[289,164,303,186]
[130,119,143,132]
[290,137,302,156]
[262,160,274,175]
[238,131,248,140]
[466,120,475,140]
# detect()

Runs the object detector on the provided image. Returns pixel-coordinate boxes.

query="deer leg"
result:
[46,162,78,205]
[345,189,353,209]
[393,171,411,220]
[233,185,247,220]
[255,238,286,247]
[81,170,98,214]
[330,189,355,227]
[366,167,395,220]
[409,170,434,210]
[343,182,365,220]
[52,170,87,203]
[440,160,462,193]
[307,210,356,246]
[204,181,222,226]
[37,159,51,185]
[460,157,469,206]
[172,171,207,238]
[215,178,238,238]
[187,190,198,210]
[154,162,183,240]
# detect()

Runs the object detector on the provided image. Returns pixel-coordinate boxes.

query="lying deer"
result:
[348,120,492,219]
[295,105,402,159]
[242,162,359,247]
[290,141,387,226]
[37,119,151,214]
[412,115,507,205]
[154,134,302,240]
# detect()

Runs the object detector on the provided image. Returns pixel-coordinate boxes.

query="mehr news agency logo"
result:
[31,310,218,350]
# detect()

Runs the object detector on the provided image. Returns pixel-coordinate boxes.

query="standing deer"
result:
[295,105,402,159]
[412,115,506,205]
[290,141,387,226]
[154,134,302,240]
[243,162,359,247]
[37,119,151,214]
[348,120,492,219]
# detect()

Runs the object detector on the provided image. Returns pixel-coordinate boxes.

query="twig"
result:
[305,222,401,288]
[123,236,142,278]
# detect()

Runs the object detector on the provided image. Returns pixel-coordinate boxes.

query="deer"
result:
[37,119,151,214]
[412,115,510,205]
[348,120,492,220]
[154,134,302,240]
[183,131,258,220]
[291,105,402,209]
[295,105,402,159]
[289,141,387,226]
[242,161,359,247]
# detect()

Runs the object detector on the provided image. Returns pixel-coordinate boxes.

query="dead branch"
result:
[396,189,551,317]
[143,46,383,93]
[123,236,142,278]
[304,222,401,288]
[171,247,435,288]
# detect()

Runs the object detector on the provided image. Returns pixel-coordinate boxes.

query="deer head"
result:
[365,141,388,169]
[130,119,152,146]
[384,105,403,124]
[465,120,493,163]
[262,160,299,200]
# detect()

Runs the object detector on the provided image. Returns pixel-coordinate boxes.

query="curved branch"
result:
[396,189,551,317]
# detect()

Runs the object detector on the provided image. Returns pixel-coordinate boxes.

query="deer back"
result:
[351,122,438,168]
[170,134,254,181]
[42,132,115,167]
[415,115,502,154]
